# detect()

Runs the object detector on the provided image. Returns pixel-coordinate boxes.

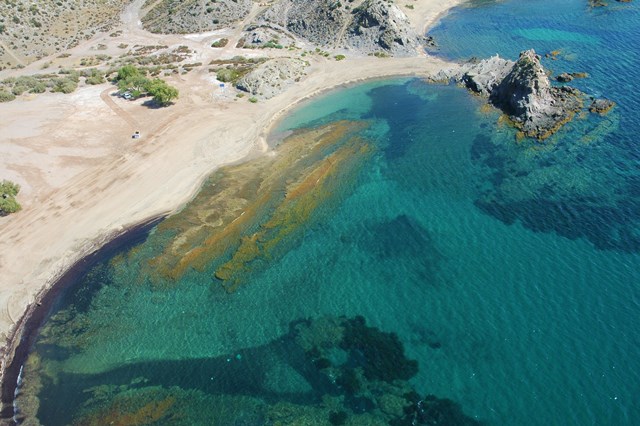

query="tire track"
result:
[100,88,139,129]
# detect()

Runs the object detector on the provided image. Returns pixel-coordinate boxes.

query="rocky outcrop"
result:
[556,73,573,82]
[259,0,423,56]
[344,0,423,56]
[236,58,308,99]
[260,0,349,47]
[458,56,514,96]
[142,0,252,34]
[434,50,584,140]
[589,98,616,114]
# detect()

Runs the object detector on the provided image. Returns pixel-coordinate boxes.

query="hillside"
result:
[141,0,253,34]
[0,0,130,70]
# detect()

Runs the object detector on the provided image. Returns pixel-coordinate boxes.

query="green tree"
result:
[117,74,149,93]
[116,64,141,82]
[0,180,22,215]
[144,78,178,106]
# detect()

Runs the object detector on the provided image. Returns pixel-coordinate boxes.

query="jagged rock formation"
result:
[258,0,423,56]
[344,0,423,56]
[489,50,583,139]
[236,57,308,99]
[457,56,514,96]
[0,0,129,68]
[142,0,252,34]
[435,50,584,139]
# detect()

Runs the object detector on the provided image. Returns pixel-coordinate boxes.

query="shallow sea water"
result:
[14,0,640,425]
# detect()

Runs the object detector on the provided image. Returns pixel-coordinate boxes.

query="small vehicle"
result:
[132,131,141,139]
[123,91,133,100]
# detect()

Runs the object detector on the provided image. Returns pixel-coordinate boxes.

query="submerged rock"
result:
[556,72,574,82]
[589,98,616,114]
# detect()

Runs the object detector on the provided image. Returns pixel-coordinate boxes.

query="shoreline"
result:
[0,0,464,420]
[0,216,163,421]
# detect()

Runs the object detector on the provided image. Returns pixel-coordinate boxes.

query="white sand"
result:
[0,0,463,369]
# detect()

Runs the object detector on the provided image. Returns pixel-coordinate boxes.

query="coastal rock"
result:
[459,55,514,96]
[571,72,589,79]
[434,49,584,139]
[236,58,308,99]
[556,72,574,82]
[589,98,616,114]
[490,50,583,139]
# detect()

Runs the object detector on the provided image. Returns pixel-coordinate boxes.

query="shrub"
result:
[12,85,26,96]
[334,54,346,61]
[83,68,105,85]
[211,38,228,48]
[0,90,16,102]
[0,180,22,215]
[216,68,240,83]
[248,97,258,103]
[52,77,77,93]
[30,82,46,93]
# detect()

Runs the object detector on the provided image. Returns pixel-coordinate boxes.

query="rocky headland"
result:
[435,49,598,140]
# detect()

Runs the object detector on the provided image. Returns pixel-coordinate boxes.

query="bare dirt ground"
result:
[0,0,463,368]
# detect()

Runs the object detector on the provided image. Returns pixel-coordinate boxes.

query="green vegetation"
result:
[82,68,105,85]
[211,38,229,48]
[52,77,78,94]
[216,68,242,83]
[114,65,178,105]
[0,90,16,102]
[334,54,346,61]
[371,51,390,58]
[145,78,179,105]
[248,97,258,103]
[0,180,21,216]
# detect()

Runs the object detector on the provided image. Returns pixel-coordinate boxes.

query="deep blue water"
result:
[12,0,640,425]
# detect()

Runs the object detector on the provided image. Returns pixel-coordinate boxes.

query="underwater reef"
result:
[20,316,482,425]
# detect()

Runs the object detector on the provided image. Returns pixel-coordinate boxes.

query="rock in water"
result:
[589,98,616,114]
[489,50,583,139]
[556,72,574,82]
[433,49,585,139]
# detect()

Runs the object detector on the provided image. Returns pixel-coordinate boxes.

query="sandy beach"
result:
[0,0,463,388]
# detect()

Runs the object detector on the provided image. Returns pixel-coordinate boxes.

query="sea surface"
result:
[12,0,640,424]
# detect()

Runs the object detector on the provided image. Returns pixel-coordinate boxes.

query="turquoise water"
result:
[13,0,640,425]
